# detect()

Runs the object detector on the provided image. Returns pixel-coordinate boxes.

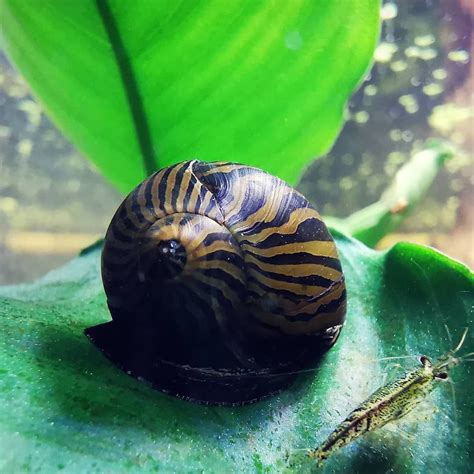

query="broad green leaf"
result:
[326,141,455,247]
[0,0,379,192]
[0,235,472,472]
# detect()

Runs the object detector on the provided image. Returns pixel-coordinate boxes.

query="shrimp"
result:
[308,328,473,463]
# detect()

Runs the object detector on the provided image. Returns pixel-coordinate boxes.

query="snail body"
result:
[86,160,346,404]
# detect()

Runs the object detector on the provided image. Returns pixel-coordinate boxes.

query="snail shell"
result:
[86,160,346,404]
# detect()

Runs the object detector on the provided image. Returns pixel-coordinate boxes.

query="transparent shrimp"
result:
[308,328,473,464]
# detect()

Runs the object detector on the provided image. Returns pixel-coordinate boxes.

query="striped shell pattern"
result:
[100,160,346,377]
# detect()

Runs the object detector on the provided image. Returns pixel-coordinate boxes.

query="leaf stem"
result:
[96,0,156,177]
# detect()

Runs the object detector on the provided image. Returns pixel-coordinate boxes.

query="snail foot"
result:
[85,320,305,406]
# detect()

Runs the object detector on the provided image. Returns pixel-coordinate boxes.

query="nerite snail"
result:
[86,160,346,405]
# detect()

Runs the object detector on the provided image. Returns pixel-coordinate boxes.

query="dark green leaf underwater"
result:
[0,234,472,473]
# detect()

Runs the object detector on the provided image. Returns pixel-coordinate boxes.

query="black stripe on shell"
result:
[144,172,157,217]
[117,205,140,232]
[283,288,347,322]
[196,251,246,268]
[157,166,174,212]
[170,162,189,210]
[129,186,146,224]
[247,252,343,272]
[183,174,198,213]
[195,268,247,297]
[245,218,334,249]
[235,192,308,235]
[189,278,240,315]
[109,226,135,243]
[247,277,305,303]
[246,262,336,288]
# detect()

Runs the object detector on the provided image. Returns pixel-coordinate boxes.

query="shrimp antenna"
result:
[453,327,468,353]
[372,355,420,362]
[448,379,457,422]
[444,324,453,346]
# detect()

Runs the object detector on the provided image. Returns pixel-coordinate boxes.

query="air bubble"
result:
[17,139,33,158]
[448,50,469,63]
[374,42,398,63]
[18,100,42,128]
[429,103,472,133]
[398,95,416,107]
[432,69,447,80]
[405,46,421,58]
[405,104,419,114]
[414,35,435,47]
[391,60,407,72]
[423,83,443,96]
[339,177,354,191]
[398,94,419,114]
[381,3,398,20]
[387,152,406,166]
[389,129,402,141]
[364,85,377,96]
[419,48,438,61]
[354,111,369,124]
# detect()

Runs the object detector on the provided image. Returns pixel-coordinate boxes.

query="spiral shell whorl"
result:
[191,161,346,336]
[102,161,224,312]
[101,160,346,369]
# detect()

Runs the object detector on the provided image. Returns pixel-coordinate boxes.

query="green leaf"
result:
[326,141,455,247]
[0,235,472,472]
[0,0,379,192]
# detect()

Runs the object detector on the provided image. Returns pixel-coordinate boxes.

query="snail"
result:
[86,160,346,405]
